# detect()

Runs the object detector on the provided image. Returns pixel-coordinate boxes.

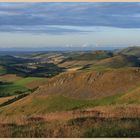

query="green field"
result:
[0,76,47,97]
[0,66,7,75]
[0,82,29,97]
[14,77,46,86]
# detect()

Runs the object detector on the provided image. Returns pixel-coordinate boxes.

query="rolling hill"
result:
[0,67,140,118]
[90,54,140,69]
[0,47,140,137]
[117,46,140,57]
[33,68,140,99]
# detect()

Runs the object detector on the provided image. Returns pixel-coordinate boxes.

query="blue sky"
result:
[0,2,140,49]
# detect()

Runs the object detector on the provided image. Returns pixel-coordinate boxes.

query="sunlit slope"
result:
[34,68,140,99]
[0,86,140,117]
[0,74,48,97]
[117,86,140,104]
[0,68,140,117]
[94,55,140,68]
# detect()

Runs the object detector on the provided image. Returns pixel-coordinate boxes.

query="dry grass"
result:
[118,86,140,104]
[95,55,128,65]
[24,78,48,89]
[0,95,16,104]
[0,74,22,82]
[0,106,140,137]
[0,104,140,124]
[58,60,96,68]
[34,68,140,99]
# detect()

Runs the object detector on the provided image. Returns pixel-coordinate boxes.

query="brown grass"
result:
[24,79,48,89]
[34,68,140,99]
[58,60,96,68]
[0,95,17,105]
[0,105,140,125]
[95,55,127,65]
[118,86,140,103]
[0,74,22,82]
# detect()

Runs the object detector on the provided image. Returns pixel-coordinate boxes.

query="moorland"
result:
[0,46,140,137]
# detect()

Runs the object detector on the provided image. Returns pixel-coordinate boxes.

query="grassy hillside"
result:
[62,51,113,61]
[14,77,47,89]
[0,115,139,137]
[0,55,29,65]
[0,94,123,116]
[0,83,140,117]
[0,74,22,82]
[0,66,7,75]
[32,68,140,99]
[0,81,29,97]
[118,46,140,57]
[0,95,16,105]
[80,55,140,72]
[117,86,140,104]
[0,49,140,137]
[0,74,47,97]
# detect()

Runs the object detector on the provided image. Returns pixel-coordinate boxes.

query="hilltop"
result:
[117,46,140,57]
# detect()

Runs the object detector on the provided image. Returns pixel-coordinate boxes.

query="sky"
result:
[0,2,140,50]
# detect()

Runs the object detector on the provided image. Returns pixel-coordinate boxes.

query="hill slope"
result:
[93,55,140,68]
[1,67,140,117]
[34,68,140,99]
[117,46,140,57]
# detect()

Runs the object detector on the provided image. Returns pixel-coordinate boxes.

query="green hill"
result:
[117,46,140,57]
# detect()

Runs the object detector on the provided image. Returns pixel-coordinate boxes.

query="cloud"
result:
[0,11,22,16]
[0,2,140,28]
[0,25,90,35]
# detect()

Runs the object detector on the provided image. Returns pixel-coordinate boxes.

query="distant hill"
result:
[93,54,140,68]
[0,55,29,65]
[117,46,140,57]
[61,50,113,62]
[0,55,65,77]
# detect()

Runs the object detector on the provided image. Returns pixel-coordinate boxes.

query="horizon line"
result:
[0,0,140,2]
[0,46,136,52]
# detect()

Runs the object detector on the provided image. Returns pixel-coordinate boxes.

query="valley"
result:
[0,47,140,137]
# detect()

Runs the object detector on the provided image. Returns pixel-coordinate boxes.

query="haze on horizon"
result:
[0,2,140,50]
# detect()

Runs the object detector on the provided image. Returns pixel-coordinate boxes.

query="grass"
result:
[0,75,47,97]
[0,81,140,116]
[0,79,140,116]
[116,86,140,104]
[0,74,22,82]
[0,117,139,137]
[83,118,140,138]
[0,66,7,75]
[0,93,29,107]
[0,93,124,116]
[0,82,29,97]
[0,95,16,105]
[24,94,121,114]
[14,77,45,86]
[44,94,122,112]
